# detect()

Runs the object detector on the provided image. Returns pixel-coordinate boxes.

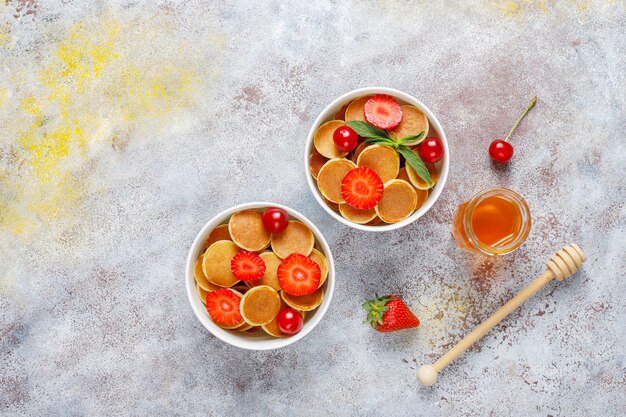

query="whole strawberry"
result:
[363,295,420,332]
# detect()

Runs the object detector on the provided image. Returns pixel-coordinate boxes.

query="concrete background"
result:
[1,1,625,416]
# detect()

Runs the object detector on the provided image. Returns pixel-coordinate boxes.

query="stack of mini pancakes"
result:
[310,95,443,225]
[194,209,328,337]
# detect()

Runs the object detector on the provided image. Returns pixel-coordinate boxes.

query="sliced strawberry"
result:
[277,253,320,296]
[205,289,243,325]
[231,251,266,281]
[364,94,403,129]
[341,167,384,210]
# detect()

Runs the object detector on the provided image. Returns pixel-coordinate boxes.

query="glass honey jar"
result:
[452,188,531,255]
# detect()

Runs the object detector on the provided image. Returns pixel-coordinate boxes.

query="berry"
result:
[364,94,403,130]
[362,295,420,332]
[488,97,536,164]
[276,308,304,335]
[262,208,289,234]
[277,253,321,296]
[231,251,266,281]
[206,289,243,326]
[341,167,384,210]
[489,139,514,163]
[418,137,444,163]
[333,126,359,152]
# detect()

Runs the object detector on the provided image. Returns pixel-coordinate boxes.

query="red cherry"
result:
[262,208,289,234]
[418,137,444,163]
[489,140,514,163]
[333,126,359,152]
[489,97,536,164]
[276,308,303,335]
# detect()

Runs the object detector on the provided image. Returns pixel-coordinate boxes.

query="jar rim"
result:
[462,188,531,255]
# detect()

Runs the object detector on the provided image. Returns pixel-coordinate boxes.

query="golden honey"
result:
[452,188,531,255]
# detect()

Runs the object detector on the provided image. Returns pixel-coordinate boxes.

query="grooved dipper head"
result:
[547,243,586,281]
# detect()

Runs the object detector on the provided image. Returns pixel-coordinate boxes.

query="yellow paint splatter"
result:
[0,26,9,47]
[494,0,550,16]
[497,1,522,16]
[0,87,8,108]
[1,13,219,238]
[492,0,618,17]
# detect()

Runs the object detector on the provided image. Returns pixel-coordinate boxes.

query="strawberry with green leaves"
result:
[363,295,420,332]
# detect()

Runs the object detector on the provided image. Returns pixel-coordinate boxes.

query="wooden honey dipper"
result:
[418,243,586,386]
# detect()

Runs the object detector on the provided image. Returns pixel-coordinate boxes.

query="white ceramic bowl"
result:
[305,87,450,232]
[186,202,335,350]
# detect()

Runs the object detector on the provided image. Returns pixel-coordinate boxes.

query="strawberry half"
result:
[277,253,321,296]
[364,94,403,130]
[341,167,384,210]
[363,295,420,332]
[206,289,243,326]
[231,251,266,281]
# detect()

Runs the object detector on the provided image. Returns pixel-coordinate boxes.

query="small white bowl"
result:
[305,87,450,232]
[186,202,335,350]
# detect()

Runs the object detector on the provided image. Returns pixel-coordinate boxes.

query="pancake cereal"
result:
[195,207,329,337]
[310,93,444,225]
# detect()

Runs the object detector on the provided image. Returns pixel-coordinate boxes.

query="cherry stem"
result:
[504,96,537,142]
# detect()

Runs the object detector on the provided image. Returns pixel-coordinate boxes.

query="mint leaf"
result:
[347,120,391,140]
[397,145,431,186]
[398,131,425,145]
[363,137,397,148]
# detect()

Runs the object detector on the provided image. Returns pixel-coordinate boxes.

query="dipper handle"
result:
[419,243,586,386]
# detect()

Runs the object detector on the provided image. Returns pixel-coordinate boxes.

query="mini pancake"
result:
[334,102,349,120]
[314,120,349,159]
[282,287,324,312]
[366,216,383,226]
[396,166,411,183]
[197,283,211,305]
[415,188,429,210]
[203,224,231,251]
[310,147,329,180]
[195,256,222,292]
[202,240,241,287]
[317,158,356,204]
[270,220,315,258]
[240,285,281,326]
[228,210,271,251]
[406,161,440,190]
[231,284,250,295]
[262,298,306,337]
[235,322,254,332]
[308,248,328,288]
[357,144,400,183]
[375,179,418,223]
[388,105,429,145]
[214,289,245,329]
[351,142,369,163]
[246,252,282,291]
[323,196,340,211]
[339,203,377,224]
[345,96,370,122]
[398,167,430,208]
[262,298,287,337]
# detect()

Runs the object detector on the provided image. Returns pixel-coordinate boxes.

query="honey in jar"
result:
[452,188,531,255]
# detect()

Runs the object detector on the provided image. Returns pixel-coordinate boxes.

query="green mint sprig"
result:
[347,120,391,141]
[347,120,431,186]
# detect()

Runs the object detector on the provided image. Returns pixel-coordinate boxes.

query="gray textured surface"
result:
[1,1,625,416]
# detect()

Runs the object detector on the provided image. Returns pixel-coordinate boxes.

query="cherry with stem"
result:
[489,96,537,163]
